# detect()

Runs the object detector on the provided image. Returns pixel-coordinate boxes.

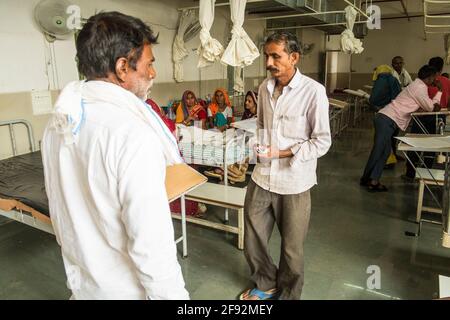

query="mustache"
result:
[266,67,279,72]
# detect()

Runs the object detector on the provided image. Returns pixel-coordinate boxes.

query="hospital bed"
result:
[177,123,254,187]
[0,119,194,257]
[328,98,350,138]
[0,120,53,234]
[343,88,370,126]
[177,121,254,223]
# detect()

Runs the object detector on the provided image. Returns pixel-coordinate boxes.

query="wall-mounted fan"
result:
[34,0,76,42]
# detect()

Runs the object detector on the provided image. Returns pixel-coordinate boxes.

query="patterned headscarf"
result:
[209,88,231,117]
[242,90,258,120]
[181,90,199,119]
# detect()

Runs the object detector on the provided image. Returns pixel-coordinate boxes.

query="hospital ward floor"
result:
[1,115,450,300]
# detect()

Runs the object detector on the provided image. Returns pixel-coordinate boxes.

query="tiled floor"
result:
[1,113,449,300]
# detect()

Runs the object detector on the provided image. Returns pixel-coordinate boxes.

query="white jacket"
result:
[42,80,189,300]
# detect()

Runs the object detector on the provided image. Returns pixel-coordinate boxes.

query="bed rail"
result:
[0,119,36,156]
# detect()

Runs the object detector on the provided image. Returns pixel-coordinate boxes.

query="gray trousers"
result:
[244,179,311,300]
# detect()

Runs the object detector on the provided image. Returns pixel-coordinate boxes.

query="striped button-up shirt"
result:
[251,69,332,195]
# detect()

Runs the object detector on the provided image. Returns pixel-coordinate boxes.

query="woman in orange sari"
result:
[175,90,207,129]
[207,88,234,131]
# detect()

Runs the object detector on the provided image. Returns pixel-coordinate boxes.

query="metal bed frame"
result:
[329,98,352,138]
[0,119,54,234]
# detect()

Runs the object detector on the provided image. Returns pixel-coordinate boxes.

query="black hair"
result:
[418,65,437,80]
[392,56,403,63]
[442,72,449,78]
[428,57,444,73]
[265,31,301,54]
[76,11,158,80]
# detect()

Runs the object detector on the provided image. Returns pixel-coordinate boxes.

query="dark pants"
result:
[362,113,398,181]
[243,179,311,300]
[392,127,400,156]
[405,115,443,178]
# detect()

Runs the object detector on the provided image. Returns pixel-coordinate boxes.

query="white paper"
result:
[230,118,257,134]
[31,90,53,115]
[439,275,450,298]
[395,136,450,149]
[343,89,367,97]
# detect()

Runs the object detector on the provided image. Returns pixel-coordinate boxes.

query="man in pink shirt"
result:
[404,57,450,180]
[360,65,442,192]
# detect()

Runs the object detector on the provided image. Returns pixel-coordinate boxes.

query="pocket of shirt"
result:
[282,115,308,139]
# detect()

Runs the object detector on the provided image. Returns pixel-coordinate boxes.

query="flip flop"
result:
[238,288,278,300]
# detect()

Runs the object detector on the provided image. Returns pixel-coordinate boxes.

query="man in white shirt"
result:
[239,32,331,300]
[41,12,189,300]
[392,56,413,88]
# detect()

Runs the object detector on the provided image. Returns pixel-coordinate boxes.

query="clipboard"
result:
[165,164,207,202]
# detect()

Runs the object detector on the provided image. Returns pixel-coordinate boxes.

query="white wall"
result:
[352,17,450,75]
[0,0,267,94]
[298,28,326,76]
[0,0,77,93]
[0,0,183,94]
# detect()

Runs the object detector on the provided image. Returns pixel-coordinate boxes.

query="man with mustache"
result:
[239,31,331,300]
[41,12,189,300]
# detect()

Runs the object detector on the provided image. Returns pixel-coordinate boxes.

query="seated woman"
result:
[204,91,253,183]
[241,91,258,120]
[175,90,207,130]
[207,88,234,131]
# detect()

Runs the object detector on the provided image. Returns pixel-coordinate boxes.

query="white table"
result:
[410,109,450,134]
[397,137,450,247]
[172,182,247,249]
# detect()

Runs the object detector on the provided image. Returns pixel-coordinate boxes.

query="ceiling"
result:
[178,0,450,36]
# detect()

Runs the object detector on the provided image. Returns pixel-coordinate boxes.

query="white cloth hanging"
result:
[172,10,197,82]
[340,6,364,54]
[445,34,450,65]
[197,0,224,68]
[221,0,260,67]
[233,67,244,94]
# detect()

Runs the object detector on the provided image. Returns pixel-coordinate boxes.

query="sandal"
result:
[367,183,388,192]
[228,174,246,183]
[204,170,223,180]
[238,288,278,300]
